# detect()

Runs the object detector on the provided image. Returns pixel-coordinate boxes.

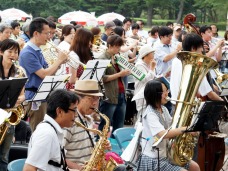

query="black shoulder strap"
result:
[42,121,69,171]
[77,113,95,148]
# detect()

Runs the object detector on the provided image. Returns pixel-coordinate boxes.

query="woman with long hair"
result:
[69,28,94,84]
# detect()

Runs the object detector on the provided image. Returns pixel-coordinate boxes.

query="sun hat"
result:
[74,79,103,97]
[138,45,155,59]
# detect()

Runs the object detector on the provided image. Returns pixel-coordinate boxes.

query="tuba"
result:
[167,51,218,166]
[75,108,117,171]
[0,104,25,144]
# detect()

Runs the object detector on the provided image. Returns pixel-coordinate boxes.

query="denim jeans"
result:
[98,93,126,138]
[0,126,14,171]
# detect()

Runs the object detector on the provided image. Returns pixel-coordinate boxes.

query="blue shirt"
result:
[19,41,48,100]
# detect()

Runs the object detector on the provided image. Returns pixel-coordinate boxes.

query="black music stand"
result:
[28,74,70,102]
[0,78,27,109]
[79,59,110,81]
[189,101,226,171]
[190,101,226,132]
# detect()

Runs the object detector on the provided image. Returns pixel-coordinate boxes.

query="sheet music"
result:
[152,127,172,148]
[220,88,228,96]
[189,101,205,128]
[121,123,143,162]
[0,108,11,125]
[79,60,110,80]
[29,74,71,101]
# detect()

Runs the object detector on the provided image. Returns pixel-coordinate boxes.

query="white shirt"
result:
[134,60,156,116]
[170,58,212,103]
[55,41,71,75]
[26,115,64,171]
[138,29,149,39]
[141,105,172,158]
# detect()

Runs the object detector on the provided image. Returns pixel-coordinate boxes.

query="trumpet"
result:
[47,41,86,69]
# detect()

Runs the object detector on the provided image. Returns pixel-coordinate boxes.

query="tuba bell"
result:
[167,51,218,166]
[0,104,25,144]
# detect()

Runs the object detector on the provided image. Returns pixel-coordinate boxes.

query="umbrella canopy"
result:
[58,11,97,26]
[97,12,125,25]
[1,8,31,21]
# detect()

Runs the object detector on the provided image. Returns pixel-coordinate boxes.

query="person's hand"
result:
[15,95,25,107]
[119,69,131,77]
[176,42,182,52]
[57,50,69,64]
[216,39,225,48]
[17,38,25,51]
[104,139,112,151]
[150,59,156,71]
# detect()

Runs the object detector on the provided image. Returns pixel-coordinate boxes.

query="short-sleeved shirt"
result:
[141,105,172,158]
[170,57,212,103]
[154,41,175,75]
[63,111,94,164]
[26,114,64,171]
[19,41,48,100]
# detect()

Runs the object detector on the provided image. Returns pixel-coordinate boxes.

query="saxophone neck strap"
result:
[77,112,95,148]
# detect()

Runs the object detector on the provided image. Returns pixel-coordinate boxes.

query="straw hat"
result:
[74,79,103,96]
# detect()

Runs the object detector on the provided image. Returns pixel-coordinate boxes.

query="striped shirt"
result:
[63,111,94,164]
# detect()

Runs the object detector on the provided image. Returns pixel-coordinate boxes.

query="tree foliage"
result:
[0,0,226,27]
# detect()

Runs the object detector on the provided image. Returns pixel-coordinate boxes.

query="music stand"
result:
[28,74,71,102]
[0,78,27,109]
[189,101,226,171]
[79,59,110,81]
[190,101,226,132]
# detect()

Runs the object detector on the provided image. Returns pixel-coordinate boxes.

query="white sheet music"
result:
[79,60,110,80]
[220,88,228,96]
[29,74,71,101]
[121,123,143,162]
[152,127,172,148]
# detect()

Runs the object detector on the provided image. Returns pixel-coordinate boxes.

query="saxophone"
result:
[75,108,118,171]
[0,105,25,144]
[167,51,218,166]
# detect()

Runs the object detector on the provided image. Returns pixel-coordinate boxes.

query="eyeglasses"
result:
[68,108,77,113]
[39,31,50,36]
[86,96,100,101]
[158,89,170,94]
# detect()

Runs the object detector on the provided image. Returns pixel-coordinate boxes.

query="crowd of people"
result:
[0,15,227,171]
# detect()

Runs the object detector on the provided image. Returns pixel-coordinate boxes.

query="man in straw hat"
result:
[63,79,112,169]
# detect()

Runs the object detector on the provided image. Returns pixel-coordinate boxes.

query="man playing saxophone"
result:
[63,79,111,170]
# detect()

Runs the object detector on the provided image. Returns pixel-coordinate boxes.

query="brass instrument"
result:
[167,51,218,166]
[0,105,25,144]
[44,41,86,69]
[75,108,118,171]
[92,35,107,58]
[213,68,228,84]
